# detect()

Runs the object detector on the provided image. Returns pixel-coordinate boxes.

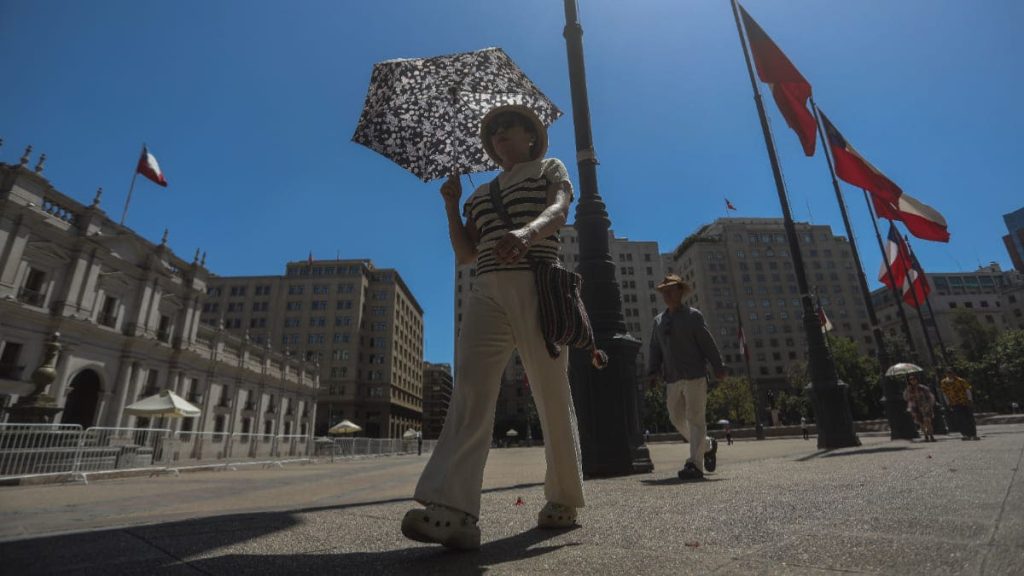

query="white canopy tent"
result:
[124,389,201,418]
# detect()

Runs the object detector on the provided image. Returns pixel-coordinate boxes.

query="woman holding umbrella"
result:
[401,104,584,550]
[903,374,937,442]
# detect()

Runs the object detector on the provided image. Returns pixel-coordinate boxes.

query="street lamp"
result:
[562,0,653,477]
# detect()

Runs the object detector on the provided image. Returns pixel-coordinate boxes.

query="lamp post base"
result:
[806,382,861,449]
[882,379,919,440]
[570,334,653,478]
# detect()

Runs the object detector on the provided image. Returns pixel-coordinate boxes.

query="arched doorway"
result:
[63,370,101,428]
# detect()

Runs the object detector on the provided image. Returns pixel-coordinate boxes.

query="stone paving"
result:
[1,424,1021,575]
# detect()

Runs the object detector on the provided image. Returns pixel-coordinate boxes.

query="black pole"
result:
[731,0,858,448]
[901,234,951,434]
[562,0,652,477]
[903,236,953,365]
[865,198,918,360]
[736,303,764,439]
[864,200,920,439]
[811,101,890,371]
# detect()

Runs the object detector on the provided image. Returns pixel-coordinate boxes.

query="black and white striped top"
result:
[463,158,573,275]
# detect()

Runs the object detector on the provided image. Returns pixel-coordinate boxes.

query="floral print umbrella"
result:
[352,47,562,182]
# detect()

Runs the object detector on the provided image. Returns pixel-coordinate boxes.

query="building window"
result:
[286,301,302,311]
[100,295,119,327]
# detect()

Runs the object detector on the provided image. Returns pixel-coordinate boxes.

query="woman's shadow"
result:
[184,525,581,576]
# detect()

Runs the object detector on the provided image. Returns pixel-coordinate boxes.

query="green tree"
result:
[642,384,671,434]
[706,376,755,426]
[968,329,1024,412]
[950,309,999,363]
[830,336,883,420]
[776,389,810,424]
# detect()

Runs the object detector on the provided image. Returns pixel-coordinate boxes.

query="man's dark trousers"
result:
[951,405,977,438]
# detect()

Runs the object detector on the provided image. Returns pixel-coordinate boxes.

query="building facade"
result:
[201,259,424,438]
[870,263,1024,365]
[665,218,875,396]
[0,153,318,434]
[421,362,452,440]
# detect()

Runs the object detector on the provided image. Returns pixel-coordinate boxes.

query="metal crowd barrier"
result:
[314,436,436,460]
[1,424,427,482]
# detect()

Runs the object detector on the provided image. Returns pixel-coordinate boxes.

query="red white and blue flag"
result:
[901,245,931,308]
[726,198,737,211]
[879,222,913,292]
[739,4,817,156]
[820,111,949,242]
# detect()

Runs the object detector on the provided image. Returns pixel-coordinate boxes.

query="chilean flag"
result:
[872,193,950,243]
[737,324,749,361]
[818,306,834,333]
[136,146,168,187]
[901,248,931,308]
[726,198,737,211]
[819,111,900,205]
[820,111,949,243]
[878,222,913,292]
[739,4,817,156]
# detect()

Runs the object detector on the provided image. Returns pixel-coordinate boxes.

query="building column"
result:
[109,361,136,427]
[121,363,147,428]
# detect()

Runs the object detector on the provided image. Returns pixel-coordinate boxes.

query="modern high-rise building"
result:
[421,362,452,440]
[870,263,1024,364]
[201,259,424,438]
[0,150,318,434]
[452,226,664,439]
[1002,207,1024,271]
[665,218,875,397]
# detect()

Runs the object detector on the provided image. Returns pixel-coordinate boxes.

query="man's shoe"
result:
[401,504,480,550]
[677,461,704,481]
[703,437,718,473]
[537,502,577,529]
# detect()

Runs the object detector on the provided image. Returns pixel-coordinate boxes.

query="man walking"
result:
[648,274,727,481]
[940,369,980,441]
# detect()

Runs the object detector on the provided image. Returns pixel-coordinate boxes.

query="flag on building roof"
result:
[726,198,737,211]
[878,222,913,292]
[739,4,817,156]
[136,145,168,187]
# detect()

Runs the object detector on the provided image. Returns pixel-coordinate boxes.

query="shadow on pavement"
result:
[794,445,914,462]
[639,477,726,486]
[0,481,551,576]
[184,526,580,576]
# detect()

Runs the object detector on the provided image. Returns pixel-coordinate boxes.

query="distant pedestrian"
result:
[1012,401,1020,415]
[800,416,809,440]
[402,104,584,550]
[940,369,980,441]
[648,274,727,481]
[725,424,733,446]
[904,374,937,442]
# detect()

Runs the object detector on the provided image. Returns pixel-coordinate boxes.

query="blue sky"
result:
[2,0,1021,365]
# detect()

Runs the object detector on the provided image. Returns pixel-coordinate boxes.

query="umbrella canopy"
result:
[352,47,562,182]
[328,419,363,435]
[124,390,201,418]
[885,363,924,377]
[402,428,421,439]
[716,419,731,426]
[505,429,519,437]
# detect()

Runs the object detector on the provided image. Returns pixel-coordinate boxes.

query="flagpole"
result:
[731,0,858,448]
[865,197,919,361]
[900,233,950,434]
[120,144,144,226]
[903,236,953,365]
[811,101,890,371]
[736,302,764,440]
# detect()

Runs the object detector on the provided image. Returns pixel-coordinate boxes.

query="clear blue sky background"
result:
[2,0,1021,366]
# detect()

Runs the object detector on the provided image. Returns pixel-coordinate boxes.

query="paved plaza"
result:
[1,424,1022,575]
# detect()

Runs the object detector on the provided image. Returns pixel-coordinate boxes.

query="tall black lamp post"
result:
[562,0,653,477]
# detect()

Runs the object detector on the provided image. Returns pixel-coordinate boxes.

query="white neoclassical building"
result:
[0,148,318,436]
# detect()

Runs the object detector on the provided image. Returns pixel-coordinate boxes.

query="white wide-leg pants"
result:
[414,271,585,518]
[666,377,708,472]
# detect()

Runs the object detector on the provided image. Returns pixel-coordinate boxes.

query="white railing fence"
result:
[1,424,431,482]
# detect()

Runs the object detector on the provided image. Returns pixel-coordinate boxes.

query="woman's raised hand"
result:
[441,173,462,206]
